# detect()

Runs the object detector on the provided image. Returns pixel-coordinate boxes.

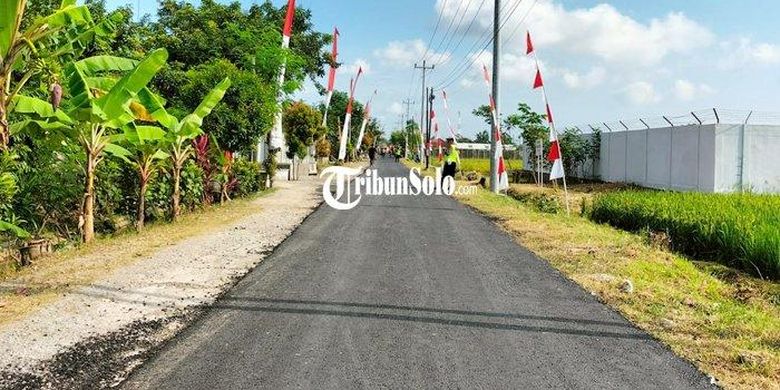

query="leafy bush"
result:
[588,190,780,279]
[179,161,205,211]
[146,171,173,222]
[506,187,563,214]
[94,158,129,233]
[233,158,263,197]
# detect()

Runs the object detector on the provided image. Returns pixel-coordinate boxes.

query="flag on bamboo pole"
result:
[440,90,459,142]
[430,108,443,162]
[338,66,363,161]
[526,30,569,212]
[481,64,509,191]
[356,89,377,153]
[269,0,297,151]
[322,27,340,127]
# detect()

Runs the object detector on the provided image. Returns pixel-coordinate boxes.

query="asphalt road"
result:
[123,158,712,389]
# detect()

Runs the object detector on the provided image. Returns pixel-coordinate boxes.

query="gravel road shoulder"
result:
[0,174,325,389]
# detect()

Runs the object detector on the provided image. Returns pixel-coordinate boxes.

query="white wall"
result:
[599,125,717,192]
[714,124,780,192]
[597,124,780,193]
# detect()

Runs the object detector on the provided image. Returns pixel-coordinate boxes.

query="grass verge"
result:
[0,189,276,327]
[456,186,779,390]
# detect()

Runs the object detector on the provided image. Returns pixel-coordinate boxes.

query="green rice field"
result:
[588,190,780,279]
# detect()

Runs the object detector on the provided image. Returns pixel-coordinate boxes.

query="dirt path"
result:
[0,174,325,386]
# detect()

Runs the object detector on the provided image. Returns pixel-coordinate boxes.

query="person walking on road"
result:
[368,145,377,166]
[442,138,459,184]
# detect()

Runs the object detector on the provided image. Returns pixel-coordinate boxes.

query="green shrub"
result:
[588,190,780,279]
[180,160,205,210]
[232,158,263,197]
[506,188,563,214]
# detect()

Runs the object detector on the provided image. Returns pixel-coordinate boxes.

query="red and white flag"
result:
[338,66,363,161]
[440,90,459,142]
[355,89,377,153]
[527,31,567,184]
[481,64,509,191]
[269,0,297,151]
[430,109,443,162]
[322,27,340,126]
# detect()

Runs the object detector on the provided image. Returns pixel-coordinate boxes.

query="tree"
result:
[283,101,324,160]
[0,0,114,148]
[505,103,547,174]
[132,77,231,220]
[471,104,514,144]
[111,126,169,230]
[169,60,275,153]
[12,49,169,242]
[558,127,588,178]
[318,90,364,159]
[474,130,489,144]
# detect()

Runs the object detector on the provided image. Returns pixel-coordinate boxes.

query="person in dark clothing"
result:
[368,145,377,166]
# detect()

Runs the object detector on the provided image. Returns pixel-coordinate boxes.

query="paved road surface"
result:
[124,159,712,389]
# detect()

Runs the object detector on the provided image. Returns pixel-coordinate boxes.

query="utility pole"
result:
[489,0,501,193]
[426,88,435,170]
[402,99,414,159]
[414,61,434,163]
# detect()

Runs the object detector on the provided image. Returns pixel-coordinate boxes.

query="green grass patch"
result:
[587,191,780,280]
[456,187,780,389]
[460,158,523,176]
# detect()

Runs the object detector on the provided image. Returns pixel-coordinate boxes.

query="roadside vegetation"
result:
[0,189,274,326]
[457,183,779,389]
[588,190,780,280]
[0,1,368,279]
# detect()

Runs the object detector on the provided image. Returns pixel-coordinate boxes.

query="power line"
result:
[428,0,473,64]
[436,0,536,92]
[420,0,449,63]
[431,0,518,90]
[436,0,488,70]
[435,0,527,91]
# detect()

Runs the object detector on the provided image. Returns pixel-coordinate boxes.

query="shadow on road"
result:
[207,296,650,341]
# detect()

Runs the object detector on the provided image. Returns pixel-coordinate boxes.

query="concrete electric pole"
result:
[490,0,501,193]
[414,61,434,163]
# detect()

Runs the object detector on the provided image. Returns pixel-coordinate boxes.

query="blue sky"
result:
[108,1,780,138]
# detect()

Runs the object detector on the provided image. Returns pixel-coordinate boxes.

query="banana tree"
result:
[109,126,169,230]
[0,0,118,148]
[136,78,231,221]
[11,49,169,242]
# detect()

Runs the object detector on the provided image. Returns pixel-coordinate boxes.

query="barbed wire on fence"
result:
[571,108,780,133]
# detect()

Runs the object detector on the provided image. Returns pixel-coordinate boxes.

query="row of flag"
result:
[475,31,569,206]
[273,0,567,200]
[272,0,375,162]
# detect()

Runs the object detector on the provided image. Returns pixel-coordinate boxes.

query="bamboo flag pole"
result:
[526,31,570,214]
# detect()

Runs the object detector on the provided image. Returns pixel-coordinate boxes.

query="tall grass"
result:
[588,191,780,279]
[459,158,523,175]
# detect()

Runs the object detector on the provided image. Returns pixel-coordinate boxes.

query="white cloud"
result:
[388,101,404,115]
[373,39,450,67]
[459,78,476,89]
[562,67,606,89]
[624,81,660,105]
[468,51,540,84]
[438,0,713,66]
[720,38,780,69]
[673,79,715,101]
[338,59,371,76]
